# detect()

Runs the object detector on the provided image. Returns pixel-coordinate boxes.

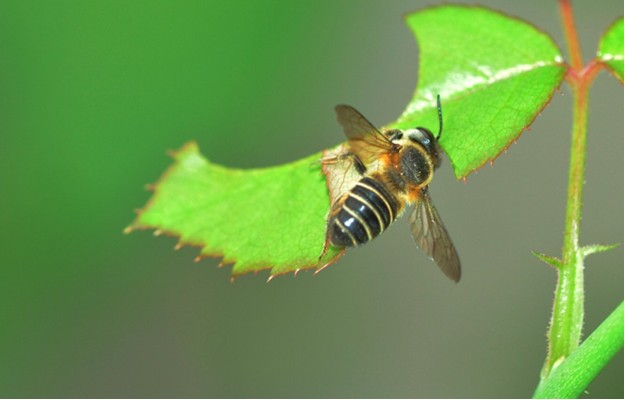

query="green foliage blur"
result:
[0,0,622,397]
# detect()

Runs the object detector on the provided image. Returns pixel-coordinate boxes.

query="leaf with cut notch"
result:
[126,142,343,278]
[597,18,624,82]
[128,5,569,278]
[390,5,566,179]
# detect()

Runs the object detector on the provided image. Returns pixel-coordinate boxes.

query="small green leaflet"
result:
[392,5,566,178]
[597,18,624,82]
[126,142,343,279]
[128,5,568,278]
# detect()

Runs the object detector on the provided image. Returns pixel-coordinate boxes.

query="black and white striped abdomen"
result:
[329,177,399,247]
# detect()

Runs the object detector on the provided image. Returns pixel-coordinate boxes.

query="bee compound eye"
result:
[416,127,435,142]
[408,128,439,157]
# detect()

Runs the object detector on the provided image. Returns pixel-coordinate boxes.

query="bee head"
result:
[406,127,442,169]
[406,95,444,169]
[388,95,445,169]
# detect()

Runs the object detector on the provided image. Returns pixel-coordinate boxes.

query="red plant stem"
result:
[559,0,583,70]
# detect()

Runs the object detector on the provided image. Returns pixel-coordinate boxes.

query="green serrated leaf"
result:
[597,18,624,82]
[391,5,566,179]
[126,142,343,278]
[532,251,562,269]
[128,5,568,277]
[580,243,620,258]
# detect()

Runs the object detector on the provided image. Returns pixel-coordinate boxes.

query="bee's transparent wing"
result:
[409,189,461,282]
[334,104,394,165]
[320,144,365,207]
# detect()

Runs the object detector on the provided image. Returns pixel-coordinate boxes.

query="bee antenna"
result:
[435,94,443,141]
[436,94,443,141]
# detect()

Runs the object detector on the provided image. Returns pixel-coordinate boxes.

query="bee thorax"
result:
[399,146,433,186]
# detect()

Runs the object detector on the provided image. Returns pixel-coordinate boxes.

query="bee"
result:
[324,96,461,282]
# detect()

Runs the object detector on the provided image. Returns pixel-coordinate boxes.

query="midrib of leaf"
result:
[399,59,563,117]
[391,6,565,179]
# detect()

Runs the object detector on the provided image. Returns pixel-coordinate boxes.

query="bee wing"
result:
[321,143,365,207]
[409,189,461,282]
[335,104,394,165]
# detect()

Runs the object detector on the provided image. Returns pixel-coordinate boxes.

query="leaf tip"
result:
[581,243,620,258]
[168,140,200,159]
[532,251,562,269]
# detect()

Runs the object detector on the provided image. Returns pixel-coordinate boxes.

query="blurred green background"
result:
[0,0,622,397]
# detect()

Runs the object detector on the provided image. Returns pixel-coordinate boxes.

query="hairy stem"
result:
[535,302,624,398]
[543,68,588,378]
[540,0,605,382]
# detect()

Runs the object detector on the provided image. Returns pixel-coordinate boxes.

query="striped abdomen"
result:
[329,177,399,247]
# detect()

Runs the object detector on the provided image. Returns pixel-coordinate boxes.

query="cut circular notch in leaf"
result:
[597,18,624,82]
[391,5,566,179]
[128,5,569,278]
[126,142,343,278]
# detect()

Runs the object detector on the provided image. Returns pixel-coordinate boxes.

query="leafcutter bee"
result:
[323,96,461,282]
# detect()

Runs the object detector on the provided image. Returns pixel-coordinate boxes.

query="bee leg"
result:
[318,235,331,259]
[320,151,367,175]
[314,236,332,274]
[318,203,342,263]
[341,151,366,175]
[320,203,341,259]
[315,241,345,275]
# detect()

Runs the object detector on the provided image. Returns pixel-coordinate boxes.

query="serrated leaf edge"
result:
[125,141,346,282]
[397,4,568,179]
